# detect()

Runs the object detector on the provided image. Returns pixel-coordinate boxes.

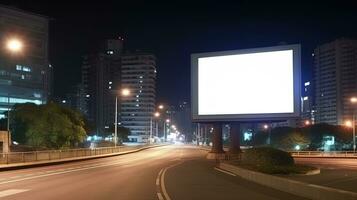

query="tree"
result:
[10,102,87,149]
[103,125,130,144]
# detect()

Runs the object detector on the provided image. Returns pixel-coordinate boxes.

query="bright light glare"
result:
[351,97,357,103]
[198,50,294,115]
[7,39,23,52]
[121,88,130,96]
[166,119,170,123]
[345,120,353,127]
[154,112,160,117]
[158,105,164,109]
[263,124,269,129]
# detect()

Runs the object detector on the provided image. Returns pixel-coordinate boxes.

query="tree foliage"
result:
[10,102,87,149]
[253,123,354,151]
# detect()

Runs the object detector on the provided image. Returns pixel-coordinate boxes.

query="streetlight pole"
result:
[114,95,118,147]
[353,110,356,152]
[150,117,153,144]
[350,97,357,152]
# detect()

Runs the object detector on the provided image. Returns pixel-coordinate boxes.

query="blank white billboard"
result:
[191,45,301,121]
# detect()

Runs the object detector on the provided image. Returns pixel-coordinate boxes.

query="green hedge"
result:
[242,147,294,167]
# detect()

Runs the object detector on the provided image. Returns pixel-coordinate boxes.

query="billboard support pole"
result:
[229,122,241,155]
[207,123,225,159]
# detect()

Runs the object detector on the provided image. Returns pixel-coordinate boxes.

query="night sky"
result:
[1,1,357,105]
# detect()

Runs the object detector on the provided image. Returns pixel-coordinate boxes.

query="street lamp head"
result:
[263,124,269,129]
[121,88,130,96]
[165,119,170,123]
[158,104,164,110]
[351,97,357,103]
[154,112,160,117]
[305,120,310,126]
[345,120,353,128]
[6,38,23,53]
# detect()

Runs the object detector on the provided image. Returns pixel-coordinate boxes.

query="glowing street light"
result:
[305,120,311,126]
[165,119,170,123]
[154,112,160,117]
[351,97,357,103]
[345,120,352,128]
[263,124,269,129]
[6,38,23,53]
[121,88,130,96]
[158,104,164,110]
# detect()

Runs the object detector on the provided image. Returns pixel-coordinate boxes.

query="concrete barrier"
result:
[219,163,357,200]
[0,144,166,171]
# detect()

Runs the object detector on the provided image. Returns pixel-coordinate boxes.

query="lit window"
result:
[303,96,308,101]
[23,66,31,72]
[107,50,114,55]
[86,94,90,98]
[16,65,22,70]
[62,100,66,103]
[21,75,25,79]
[139,80,143,83]
[304,82,310,86]
[139,76,143,79]
[109,81,112,85]
[136,95,139,98]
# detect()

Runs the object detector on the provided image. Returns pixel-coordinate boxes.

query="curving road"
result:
[0,145,305,200]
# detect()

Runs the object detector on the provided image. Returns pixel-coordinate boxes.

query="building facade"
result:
[0,5,51,119]
[81,39,123,135]
[120,53,156,142]
[313,38,357,125]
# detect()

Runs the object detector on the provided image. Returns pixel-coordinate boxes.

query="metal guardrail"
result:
[290,151,357,157]
[0,145,147,165]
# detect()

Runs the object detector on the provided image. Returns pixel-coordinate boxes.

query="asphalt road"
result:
[291,157,357,193]
[0,145,306,200]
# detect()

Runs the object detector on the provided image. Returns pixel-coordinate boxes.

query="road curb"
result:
[0,145,166,171]
[218,162,357,200]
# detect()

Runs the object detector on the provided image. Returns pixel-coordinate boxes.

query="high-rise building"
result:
[58,83,87,114]
[301,81,315,124]
[81,39,123,135]
[0,5,51,119]
[120,53,156,142]
[313,38,357,125]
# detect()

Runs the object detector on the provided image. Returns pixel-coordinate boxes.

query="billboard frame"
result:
[191,44,301,122]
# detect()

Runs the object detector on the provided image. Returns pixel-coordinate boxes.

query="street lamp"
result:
[5,38,23,153]
[6,38,23,53]
[150,112,160,144]
[263,124,271,145]
[304,120,311,126]
[350,97,357,152]
[114,88,130,147]
[158,104,164,110]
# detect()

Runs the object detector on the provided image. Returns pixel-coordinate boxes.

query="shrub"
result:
[242,147,294,167]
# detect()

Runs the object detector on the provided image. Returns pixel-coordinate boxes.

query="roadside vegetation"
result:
[9,102,87,150]
[231,147,316,174]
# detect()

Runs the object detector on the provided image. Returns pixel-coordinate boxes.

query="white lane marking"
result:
[214,167,237,176]
[0,189,29,198]
[156,169,163,186]
[157,192,164,200]
[158,161,184,200]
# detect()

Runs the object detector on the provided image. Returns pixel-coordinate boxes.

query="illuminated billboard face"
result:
[191,45,301,121]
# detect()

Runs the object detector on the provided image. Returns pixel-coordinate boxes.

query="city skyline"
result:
[0,1,356,106]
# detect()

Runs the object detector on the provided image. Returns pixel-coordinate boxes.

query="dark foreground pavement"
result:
[0,145,305,200]
[290,157,357,193]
